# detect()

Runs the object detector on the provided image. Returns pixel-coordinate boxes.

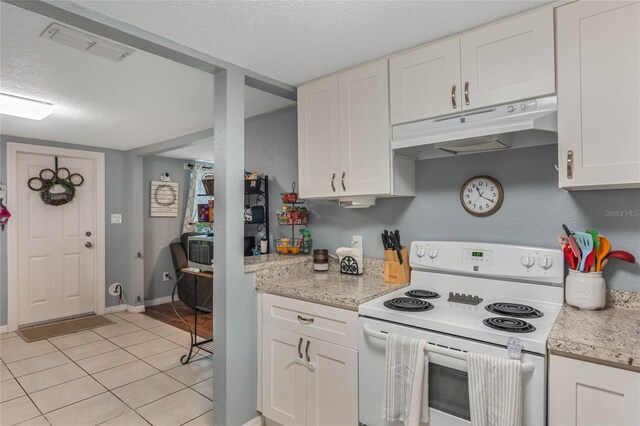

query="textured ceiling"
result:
[0,2,215,150]
[0,3,294,150]
[74,0,551,85]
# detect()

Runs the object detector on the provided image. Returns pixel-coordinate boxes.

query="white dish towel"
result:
[468,352,523,426]
[382,333,429,426]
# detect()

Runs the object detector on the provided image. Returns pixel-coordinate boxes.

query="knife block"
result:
[384,247,410,284]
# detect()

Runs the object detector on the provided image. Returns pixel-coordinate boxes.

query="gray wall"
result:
[142,156,192,302]
[0,136,145,326]
[244,107,299,251]
[308,145,640,292]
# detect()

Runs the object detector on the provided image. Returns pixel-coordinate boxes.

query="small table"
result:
[173,268,214,364]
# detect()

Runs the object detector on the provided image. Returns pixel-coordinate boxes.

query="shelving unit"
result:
[245,175,270,253]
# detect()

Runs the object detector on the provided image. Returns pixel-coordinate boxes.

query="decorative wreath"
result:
[28,157,84,206]
[153,184,177,207]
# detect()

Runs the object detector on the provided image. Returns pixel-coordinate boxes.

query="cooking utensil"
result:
[595,235,610,272]
[562,224,573,237]
[587,229,600,249]
[604,250,636,265]
[574,232,594,272]
[389,232,403,264]
[563,245,577,270]
[566,234,582,269]
[584,250,595,272]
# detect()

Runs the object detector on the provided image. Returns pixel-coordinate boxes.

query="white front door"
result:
[16,151,98,325]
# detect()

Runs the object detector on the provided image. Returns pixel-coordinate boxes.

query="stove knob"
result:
[416,246,426,258]
[428,248,439,259]
[521,255,535,269]
[507,105,515,113]
[538,256,553,270]
[520,103,528,111]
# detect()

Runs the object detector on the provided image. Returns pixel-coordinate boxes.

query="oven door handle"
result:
[362,324,535,374]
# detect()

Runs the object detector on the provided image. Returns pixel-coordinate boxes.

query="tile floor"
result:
[0,312,213,426]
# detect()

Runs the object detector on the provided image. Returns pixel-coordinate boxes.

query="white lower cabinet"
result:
[261,295,359,426]
[306,338,358,426]
[549,355,640,426]
[262,325,358,426]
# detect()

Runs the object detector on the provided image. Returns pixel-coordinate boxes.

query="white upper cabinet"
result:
[460,8,555,110]
[298,60,415,200]
[556,1,640,189]
[339,59,391,196]
[389,7,555,125]
[389,37,462,125]
[297,74,340,198]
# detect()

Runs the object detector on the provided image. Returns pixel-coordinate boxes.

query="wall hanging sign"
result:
[151,180,179,217]
[0,180,10,231]
[27,157,84,206]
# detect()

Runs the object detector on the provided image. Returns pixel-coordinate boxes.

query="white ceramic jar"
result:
[565,270,606,310]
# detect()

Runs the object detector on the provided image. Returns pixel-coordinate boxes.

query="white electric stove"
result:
[358,241,565,426]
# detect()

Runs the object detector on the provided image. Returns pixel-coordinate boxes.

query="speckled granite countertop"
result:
[244,254,312,272]
[255,271,408,311]
[548,292,640,371]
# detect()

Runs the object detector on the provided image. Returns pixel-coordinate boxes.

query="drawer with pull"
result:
[262,293,358,349]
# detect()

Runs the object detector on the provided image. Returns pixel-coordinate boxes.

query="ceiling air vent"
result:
[40,23,134,62]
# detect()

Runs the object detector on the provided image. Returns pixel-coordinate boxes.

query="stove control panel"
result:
[410,241,564,284]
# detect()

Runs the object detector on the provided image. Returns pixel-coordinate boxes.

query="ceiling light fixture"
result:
[0,93,54,120]
[41,23,134,62]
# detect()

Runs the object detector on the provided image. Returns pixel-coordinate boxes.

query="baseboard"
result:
[105,304,146,314]
[0,325,8,334]
[105,304,127,314]
[144,296,173,307]
[127,305,146,313]
[243,416,264,426]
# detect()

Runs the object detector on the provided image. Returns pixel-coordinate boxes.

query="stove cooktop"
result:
[358,275,563,355]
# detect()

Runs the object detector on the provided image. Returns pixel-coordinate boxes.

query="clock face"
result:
[460,176,503,217]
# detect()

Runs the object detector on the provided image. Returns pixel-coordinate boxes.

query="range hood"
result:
[392,96,558,160]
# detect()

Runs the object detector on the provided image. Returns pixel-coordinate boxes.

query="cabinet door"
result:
[298,75,341,198]
[389,37,462,124]
[460,7,555,110]
[305,338,358,426]
[338,59,391,196]
[549,355,640,426]
[556,1,640,189]
[262,325,307,426]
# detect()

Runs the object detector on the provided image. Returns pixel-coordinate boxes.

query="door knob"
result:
[85,231,92,237]
[85,242,93,248]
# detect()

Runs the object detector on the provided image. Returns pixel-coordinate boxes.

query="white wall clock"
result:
[460,175,504,217]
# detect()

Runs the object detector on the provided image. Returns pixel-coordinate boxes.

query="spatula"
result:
[574,231,594,272]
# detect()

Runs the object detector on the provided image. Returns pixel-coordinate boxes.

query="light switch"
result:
[111,214,122,224]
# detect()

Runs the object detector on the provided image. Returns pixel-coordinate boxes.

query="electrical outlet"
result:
[162,272,171,281]
[352,235,363,248]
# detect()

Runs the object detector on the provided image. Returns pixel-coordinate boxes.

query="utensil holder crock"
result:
[565,270,606,310]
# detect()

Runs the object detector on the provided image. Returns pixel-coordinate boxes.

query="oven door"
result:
[358,317,546,426]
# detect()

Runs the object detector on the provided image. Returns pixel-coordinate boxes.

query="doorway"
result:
[7,143,105,331]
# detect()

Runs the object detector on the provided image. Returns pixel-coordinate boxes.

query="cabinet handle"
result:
[341,172,346,192]
[297,337,303,359]
[297,315,314,324]
[451,84,457,109]
[305,340,311,362]
[464,81,470,105]
[567,150,573,179]
[331,173,336,192]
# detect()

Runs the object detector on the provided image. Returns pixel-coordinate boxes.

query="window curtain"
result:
[182,167,208,233]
